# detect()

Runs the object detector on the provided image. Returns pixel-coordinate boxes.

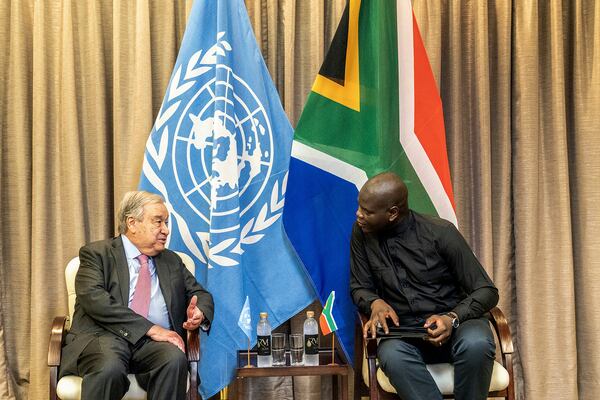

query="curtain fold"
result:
[570,2,600,399]
[1,1,599,399]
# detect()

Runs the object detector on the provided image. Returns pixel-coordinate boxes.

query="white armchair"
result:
[354,308,515,400]
[48,253,200,400]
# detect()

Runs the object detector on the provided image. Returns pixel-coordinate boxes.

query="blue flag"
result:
[139,0,315,396]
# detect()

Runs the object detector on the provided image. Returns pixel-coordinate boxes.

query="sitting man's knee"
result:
[455,335,496,360]
[161,345,188,371]
[93,356,128,381]
[377,340,417,371]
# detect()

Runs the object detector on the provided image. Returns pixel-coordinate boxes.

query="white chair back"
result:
[65,257,80,320]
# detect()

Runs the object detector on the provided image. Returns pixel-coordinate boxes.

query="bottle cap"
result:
[306,311,314,318]
[260,312,268,318]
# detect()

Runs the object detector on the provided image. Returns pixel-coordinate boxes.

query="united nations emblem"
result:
[173,64,273,228]
[143,33,287,268]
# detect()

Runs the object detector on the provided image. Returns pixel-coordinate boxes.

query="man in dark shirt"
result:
[350,172,498,400]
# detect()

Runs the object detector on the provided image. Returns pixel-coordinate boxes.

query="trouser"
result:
[377,317,495,400]
[76,334,188,400]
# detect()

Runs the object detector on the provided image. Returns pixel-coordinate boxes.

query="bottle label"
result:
[257,335,271,356]
[304,334,319,355]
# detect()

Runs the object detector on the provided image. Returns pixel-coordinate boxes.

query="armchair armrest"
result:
[48,316,69,367]
[357,312,378,359]
[186,328,200,362]
[488,307,514,354]
[48,316,69,400]
[186,328,200,400]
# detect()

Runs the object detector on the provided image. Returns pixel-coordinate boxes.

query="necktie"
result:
[130,254,151,317]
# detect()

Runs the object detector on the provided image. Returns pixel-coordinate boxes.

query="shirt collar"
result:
[121,235,156,275]
[121,234,143,261]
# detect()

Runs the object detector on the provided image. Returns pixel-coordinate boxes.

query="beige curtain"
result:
[1,1,599,399]
[412,1,600,398]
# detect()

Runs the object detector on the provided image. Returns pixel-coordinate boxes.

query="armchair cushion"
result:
[57,373,190,400]
[57,375,146,400]
[361,357,510,395]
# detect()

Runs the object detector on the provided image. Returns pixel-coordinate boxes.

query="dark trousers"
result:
[377,317,495,400]
[76,334,188,400]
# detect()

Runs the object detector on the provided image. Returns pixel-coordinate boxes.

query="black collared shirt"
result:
[350,211,498,327]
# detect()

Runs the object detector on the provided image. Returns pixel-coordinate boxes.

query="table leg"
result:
[332,375,339,399]
[341,374,348,400]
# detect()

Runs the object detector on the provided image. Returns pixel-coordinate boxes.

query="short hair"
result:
[117,191,165,234]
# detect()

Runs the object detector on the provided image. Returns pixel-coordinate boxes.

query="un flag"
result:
[139,0,315,397]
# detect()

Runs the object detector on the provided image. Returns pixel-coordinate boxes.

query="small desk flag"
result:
[238,296,252,339]
[319,291,338,336]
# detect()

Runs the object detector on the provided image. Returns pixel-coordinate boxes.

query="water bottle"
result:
[256,312,272,367]
[303,310,319,366]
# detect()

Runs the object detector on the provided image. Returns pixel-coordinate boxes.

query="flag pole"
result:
[330,332,337,365]
[244,337,254,368]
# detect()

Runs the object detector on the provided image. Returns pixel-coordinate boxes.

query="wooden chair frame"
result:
[353,307,515,400]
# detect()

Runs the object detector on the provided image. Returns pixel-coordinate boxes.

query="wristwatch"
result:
[446,312,460,329]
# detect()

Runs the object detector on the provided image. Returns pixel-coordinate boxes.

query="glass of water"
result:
[271,333,286,366]
[289,333,304,366]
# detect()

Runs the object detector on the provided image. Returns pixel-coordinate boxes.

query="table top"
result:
[236,349,349,378]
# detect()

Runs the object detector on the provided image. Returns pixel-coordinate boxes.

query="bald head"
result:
[363,172,408,212]
[356,172,409,233]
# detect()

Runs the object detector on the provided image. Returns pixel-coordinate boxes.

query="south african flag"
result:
[283,0,456,364]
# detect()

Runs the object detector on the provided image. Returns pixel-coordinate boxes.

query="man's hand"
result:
[146,325,185,353]
[424,314,453,347]
[183,295,205,331]
[364,299,399,339]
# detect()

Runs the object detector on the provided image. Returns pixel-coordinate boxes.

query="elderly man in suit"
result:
[59,191,214,400]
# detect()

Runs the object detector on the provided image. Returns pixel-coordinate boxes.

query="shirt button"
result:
[124,332,129,337]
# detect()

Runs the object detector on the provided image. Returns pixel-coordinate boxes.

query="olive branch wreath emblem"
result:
[144,32,287,268]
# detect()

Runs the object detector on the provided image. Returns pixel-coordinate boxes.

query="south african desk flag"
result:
[283,0,456,364]
[320,291,338,336]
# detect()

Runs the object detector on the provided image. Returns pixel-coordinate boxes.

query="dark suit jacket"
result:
[60,236,214,377]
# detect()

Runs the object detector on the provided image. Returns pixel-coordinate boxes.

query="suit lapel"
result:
[112,237,130,305]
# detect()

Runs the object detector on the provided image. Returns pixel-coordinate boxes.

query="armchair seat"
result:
[56,373,191,400]
[57,374,149,400]
[362,360,510,395]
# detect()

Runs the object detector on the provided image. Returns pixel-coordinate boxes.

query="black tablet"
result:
[375,325,434,339]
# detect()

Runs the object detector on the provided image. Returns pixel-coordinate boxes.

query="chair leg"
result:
[367,359,379,400]
[49,366,58,400]
[187,360,199,400]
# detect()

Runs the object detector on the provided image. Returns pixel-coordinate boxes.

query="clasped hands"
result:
[363,299,454,347]
[146,295,205,353]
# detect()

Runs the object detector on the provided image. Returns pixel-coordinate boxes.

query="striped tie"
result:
[130,254,151,317]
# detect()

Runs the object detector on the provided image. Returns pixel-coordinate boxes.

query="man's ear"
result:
[126,216,137,233]
[388,205,400,222]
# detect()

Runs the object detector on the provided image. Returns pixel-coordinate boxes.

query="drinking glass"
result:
[289,333,304,366]
[271,333,286,366]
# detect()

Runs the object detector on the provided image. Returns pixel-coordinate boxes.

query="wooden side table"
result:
[235,349,349,400]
